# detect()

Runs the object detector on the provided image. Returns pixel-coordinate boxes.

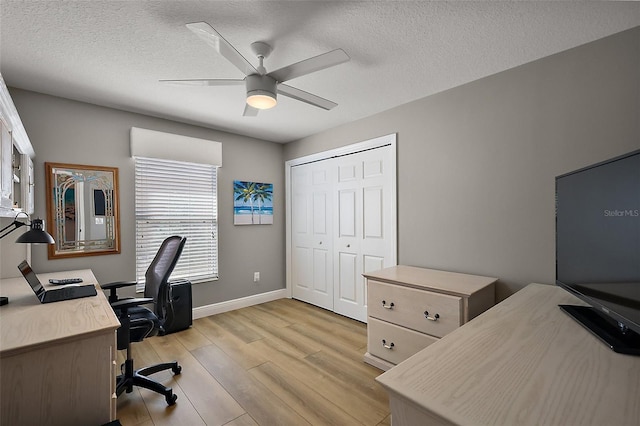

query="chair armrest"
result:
[102,280,138,303]
[101,280,137,290]
[111,297,153,311]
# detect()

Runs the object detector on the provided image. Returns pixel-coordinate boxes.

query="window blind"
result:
[134,156,218,291]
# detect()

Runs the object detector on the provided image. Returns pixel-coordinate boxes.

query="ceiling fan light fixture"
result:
[247,91,277,109]
[246,74,277,110]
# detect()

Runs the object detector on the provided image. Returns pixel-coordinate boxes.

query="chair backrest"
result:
[144,236,186,319]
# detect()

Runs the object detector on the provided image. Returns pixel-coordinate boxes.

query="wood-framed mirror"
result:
[45,162,120,259]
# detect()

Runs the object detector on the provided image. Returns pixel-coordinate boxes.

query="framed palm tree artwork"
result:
[233,180,274,225]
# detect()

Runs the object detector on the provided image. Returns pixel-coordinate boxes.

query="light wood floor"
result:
[115,298,391,426]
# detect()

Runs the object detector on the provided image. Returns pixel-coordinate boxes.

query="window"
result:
[134,156,218,291]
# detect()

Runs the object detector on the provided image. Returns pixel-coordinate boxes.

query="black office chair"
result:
[102,235,187,406]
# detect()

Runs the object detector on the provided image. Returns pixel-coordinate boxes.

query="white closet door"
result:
[288,134,397,322]
[291,161,334,310]
[334,145,394,321]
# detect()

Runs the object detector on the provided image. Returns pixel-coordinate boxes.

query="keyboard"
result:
[49,278,84,285]
[41,284,97,303]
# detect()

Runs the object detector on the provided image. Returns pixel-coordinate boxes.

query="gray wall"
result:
[10,89,285,306]
[284,27,640,301]
[0,217,29,277]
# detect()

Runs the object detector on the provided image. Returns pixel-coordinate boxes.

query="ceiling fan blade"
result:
[243,103,260,117]
[186,22,257,76]
[268,49,350,83]
[278,84,338,110]
[159,78,245,86]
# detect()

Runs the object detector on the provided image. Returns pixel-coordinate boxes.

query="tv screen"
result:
[555,149,640,354]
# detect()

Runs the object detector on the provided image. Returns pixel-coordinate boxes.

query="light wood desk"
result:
[377,283,640,426]
[0,269,120,426]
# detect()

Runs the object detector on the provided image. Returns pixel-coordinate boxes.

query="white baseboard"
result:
[192,288,288,320]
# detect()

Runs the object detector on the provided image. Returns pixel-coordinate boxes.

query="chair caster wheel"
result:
[166,392,178,406]
[172,365,182,375]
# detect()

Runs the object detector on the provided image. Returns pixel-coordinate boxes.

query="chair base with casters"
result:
[110,294,183,406]
[116,356,181,405]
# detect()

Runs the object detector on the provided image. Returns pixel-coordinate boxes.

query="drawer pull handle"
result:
[382,339,395,350]
[424,311,440,321]
[382,300,395,309]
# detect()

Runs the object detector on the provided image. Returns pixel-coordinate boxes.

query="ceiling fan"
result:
[161,22,350,116]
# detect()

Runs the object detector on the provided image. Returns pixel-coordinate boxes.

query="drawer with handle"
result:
[368,317,438,365]
[367,279,463,338]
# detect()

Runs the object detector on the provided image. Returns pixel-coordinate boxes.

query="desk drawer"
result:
[368,280,462,337]
[368,317,438,365]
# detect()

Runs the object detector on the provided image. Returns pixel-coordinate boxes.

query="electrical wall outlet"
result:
[253,272,260,282]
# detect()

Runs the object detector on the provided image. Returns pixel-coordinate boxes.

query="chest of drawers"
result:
[363,265,497,371]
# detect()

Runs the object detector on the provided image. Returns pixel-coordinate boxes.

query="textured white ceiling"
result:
[1,1,639,143]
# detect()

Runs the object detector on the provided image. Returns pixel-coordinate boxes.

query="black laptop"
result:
[18,260,97,303]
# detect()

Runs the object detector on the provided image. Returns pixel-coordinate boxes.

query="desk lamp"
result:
[0,212,55,305]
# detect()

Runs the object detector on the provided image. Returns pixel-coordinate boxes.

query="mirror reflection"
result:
[45,163,120,258]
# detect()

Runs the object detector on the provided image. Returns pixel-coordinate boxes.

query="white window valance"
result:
[130,127,222,167]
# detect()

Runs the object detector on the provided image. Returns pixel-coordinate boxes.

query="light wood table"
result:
[0,269,120,426]
[377,283,640,426]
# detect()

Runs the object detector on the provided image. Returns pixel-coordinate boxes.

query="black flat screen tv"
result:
[555,148,640,355]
